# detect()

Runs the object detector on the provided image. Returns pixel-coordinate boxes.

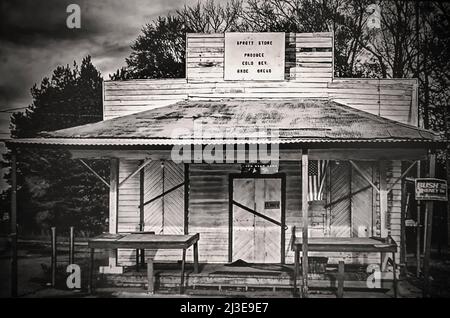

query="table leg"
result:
[147,257,154,294]
[140,249,145,266]
[193,243,199,274]
[136,249,140,272]
[88,248,94,294]
[180,248,186,294]
[381,252,389,271]
[293,247,299,297]
[337,261,344,298]
[392,252,398,298]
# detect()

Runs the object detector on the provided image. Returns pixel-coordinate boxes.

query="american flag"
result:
[308,160,328,201]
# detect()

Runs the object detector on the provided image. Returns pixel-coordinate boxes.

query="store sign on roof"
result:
[224,32,285,81]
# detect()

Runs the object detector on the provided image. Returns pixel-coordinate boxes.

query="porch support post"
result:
[416,161,421,278]
[109,158,119,236]
[423,153,436,297]
[184,163,189,235]
[10,150,18,297]
[139,165,145,232]
[139,162,145,266]
[379,161,388,238]
[301,149,309,297]
[100,158,123,274]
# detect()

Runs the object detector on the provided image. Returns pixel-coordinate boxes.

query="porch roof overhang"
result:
[4,99,443,151]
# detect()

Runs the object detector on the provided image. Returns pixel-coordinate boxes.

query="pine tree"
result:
[1,56,109,236]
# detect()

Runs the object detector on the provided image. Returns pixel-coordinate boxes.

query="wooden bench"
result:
[88,232,200,294]
[291,226,398,298]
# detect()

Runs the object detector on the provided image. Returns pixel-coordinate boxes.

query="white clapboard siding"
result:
[328,78,418,125]
[293,32,333,82]
[188,164,241,263]
[187,33,225,83]
[103,79,188,120]
[103,77,417,125]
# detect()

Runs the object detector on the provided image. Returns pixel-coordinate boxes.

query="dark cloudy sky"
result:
[0,0,212,139]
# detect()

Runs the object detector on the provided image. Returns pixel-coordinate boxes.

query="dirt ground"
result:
[0,242,449,298]
[405,251,450,298]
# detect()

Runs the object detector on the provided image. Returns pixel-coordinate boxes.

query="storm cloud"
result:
[0,0,207,137]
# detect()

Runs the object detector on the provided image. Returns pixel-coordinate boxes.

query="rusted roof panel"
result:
[6,100,441,147]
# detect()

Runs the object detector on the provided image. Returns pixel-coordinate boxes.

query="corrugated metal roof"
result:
[6,137,440,147]
[6,100,441,147]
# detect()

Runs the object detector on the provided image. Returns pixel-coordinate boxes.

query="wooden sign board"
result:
[405,219,417,227]
[241,164,279,174]
[224,32,285,81]
[264,201,280,209]
[415,178,448,201]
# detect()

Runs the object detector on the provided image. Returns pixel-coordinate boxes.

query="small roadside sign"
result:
[415,178,448,201]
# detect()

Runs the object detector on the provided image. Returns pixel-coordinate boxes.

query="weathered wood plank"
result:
[296,42,333,48]
[187,33,225,38]
[188,42,225,48]
[296,32,333,38]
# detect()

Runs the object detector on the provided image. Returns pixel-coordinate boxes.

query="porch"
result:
[99,262,395,297]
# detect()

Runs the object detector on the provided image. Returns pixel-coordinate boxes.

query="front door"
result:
[231,177,283,263]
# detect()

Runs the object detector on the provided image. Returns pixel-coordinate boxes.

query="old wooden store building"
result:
[7,32,443,296]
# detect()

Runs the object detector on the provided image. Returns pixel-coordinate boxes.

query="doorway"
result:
[229,174,286,264]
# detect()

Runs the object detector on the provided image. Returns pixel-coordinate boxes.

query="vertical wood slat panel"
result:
[144,161,163,234]
[162,161,185,235]
[232,179,282,263]
[282,161,379,265]
[259,179,282,262]
[351,162,374,237]
[117,159,140,266]
[118,160,186,265]
[232,179,256,262]
[144,161,185,261]
[388,161,402,261]
[329,161,351,237]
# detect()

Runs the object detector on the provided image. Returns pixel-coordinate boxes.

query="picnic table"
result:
[291,229,398,298]
[88,232,200,294]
